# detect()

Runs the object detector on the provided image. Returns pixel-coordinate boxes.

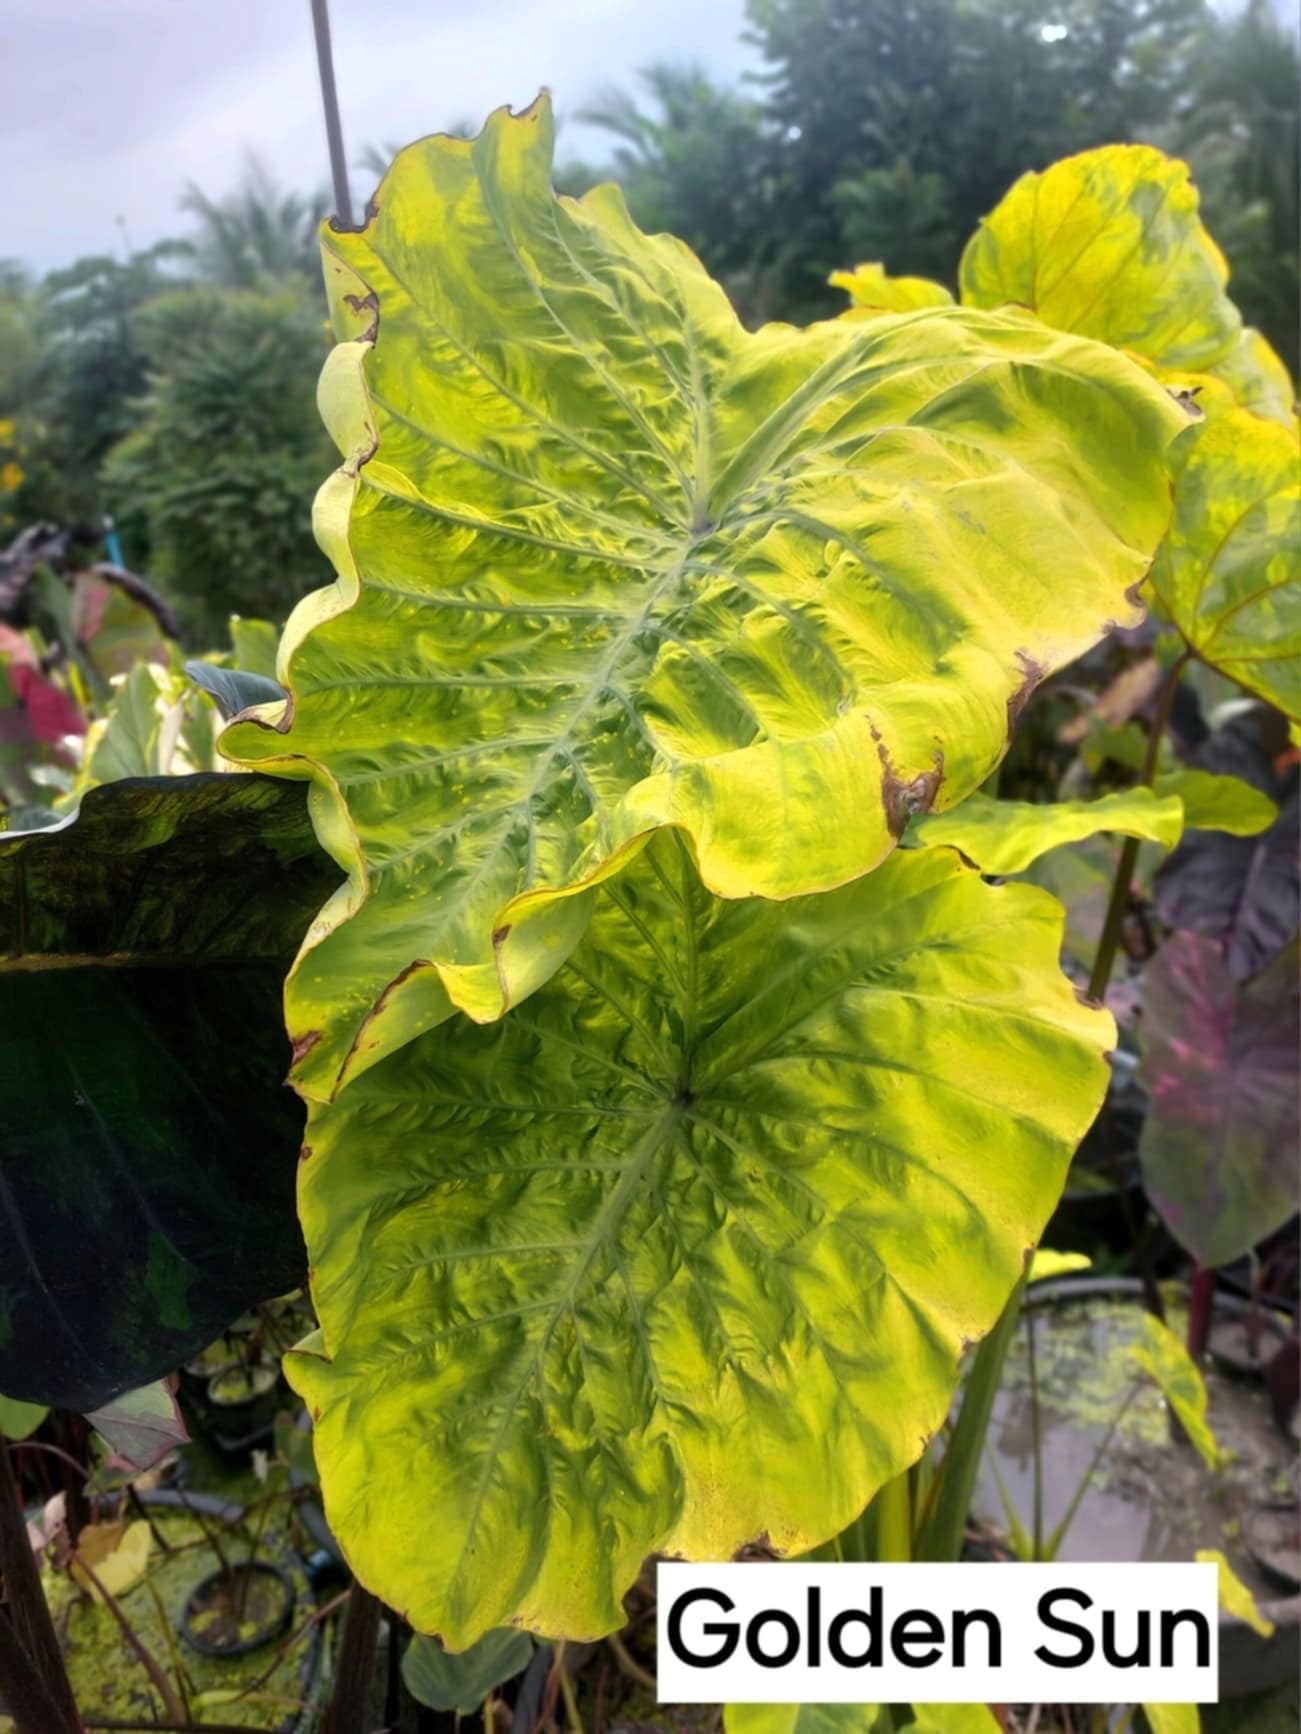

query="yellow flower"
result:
[0,460,24,492]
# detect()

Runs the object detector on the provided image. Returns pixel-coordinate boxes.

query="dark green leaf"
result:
[184,659,285,721]
[401,1629,533,1713]
[0,773,339,1409]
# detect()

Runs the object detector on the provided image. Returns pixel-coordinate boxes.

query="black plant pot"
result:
[180,1559,296,1658]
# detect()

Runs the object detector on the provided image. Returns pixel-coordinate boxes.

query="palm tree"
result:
[356,119,479,189]
[179,158,330,288]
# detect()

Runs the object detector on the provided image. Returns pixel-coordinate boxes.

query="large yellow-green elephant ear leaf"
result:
[959,144,1240,373]
[288,835,1111,1646]
[226,97,1182,1099]
[1148,409,1301,719]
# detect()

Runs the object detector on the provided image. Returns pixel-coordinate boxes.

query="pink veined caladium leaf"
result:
[1139,931,1299,1268]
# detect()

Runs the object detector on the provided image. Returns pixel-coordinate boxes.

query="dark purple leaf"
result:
[1154,708,1298,981]
[1139,932,1299,1267]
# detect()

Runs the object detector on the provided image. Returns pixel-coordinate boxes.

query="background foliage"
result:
[0,0,1295,641]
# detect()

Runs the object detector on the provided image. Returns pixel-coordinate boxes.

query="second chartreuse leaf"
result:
[1154,768,1278,836]
[288,833,1111,1646]
[959,144,1240,372]
[830,262,954,316]
[1148,409,1300,719]
[909,788,1184,874]
[224,97,1183,1099]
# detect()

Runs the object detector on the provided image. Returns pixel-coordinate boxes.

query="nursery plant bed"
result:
[40,1504,324,1730]
[974,1277,1300,1697]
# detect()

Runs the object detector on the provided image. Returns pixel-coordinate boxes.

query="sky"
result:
[0,0,755,274]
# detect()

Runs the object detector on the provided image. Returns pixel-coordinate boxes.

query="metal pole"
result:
[309,0,355,228]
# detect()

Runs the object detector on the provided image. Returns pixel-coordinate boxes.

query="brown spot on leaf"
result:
[734,1531,779,1562]
[342,289,379,344]
[291,1029,322,1067]
[492,924,511,947]
[298,1145,314,1164]
[1168,386,1205,419]
[1007,649,1047,735]
[327,195,379,238]
[872,726,945,837]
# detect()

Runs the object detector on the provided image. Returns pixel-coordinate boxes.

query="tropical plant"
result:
[0,244,188,533]
[711,0,1209,319]
[577,66,775,309]
[3,94,1295,1734]
[859,135,1297,1411]
[104,282,334,638]
[202,97,1212,1666]
[179,157,330,289]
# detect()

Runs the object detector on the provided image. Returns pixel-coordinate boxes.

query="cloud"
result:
[2,0,753,271]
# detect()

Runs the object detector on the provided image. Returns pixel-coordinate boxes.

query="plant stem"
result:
[1086,649,1189,1004]
[84,1722,283,1733]
[606,1630,655,1693]
[126,1485,172,1556]
[917,1274,1026,1562]
[322,1583,382,1734]
[171,1487,232,1581]
[218,1587,349,1708]
[142,1575,194,1717]
[1025,1305,1043,1560]
[553,1642,586,1734]
[235,1474,278,1622]
[1247,1253,1263,1357]
[53,1414,91,1546]
[0,1432,81,1734]
[75,1555,188,1726]
[1186,1262,1216,1361]
[1042,1384,1140,1562]
[1088,833,1143,1003]
[0,1613,78,1734]
[874,1468,913,1563]
[9,1438,95,1485]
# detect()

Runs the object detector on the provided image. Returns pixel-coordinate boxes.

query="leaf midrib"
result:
[444,1097,684,1600]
